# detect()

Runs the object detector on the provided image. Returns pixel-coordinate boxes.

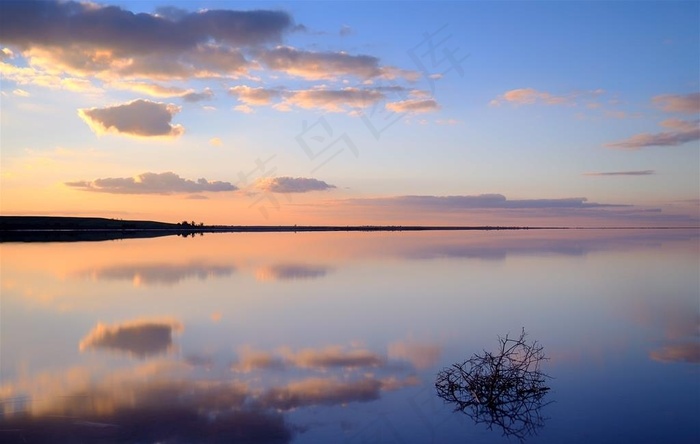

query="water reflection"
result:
[1,229,697,443]
[79,319,183,358]
[255,264,331,282]
[0,337,431,443]
[74,262,235,286]
[650,343,700,364]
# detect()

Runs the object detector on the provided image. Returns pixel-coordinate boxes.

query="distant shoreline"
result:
[0,216,696,243]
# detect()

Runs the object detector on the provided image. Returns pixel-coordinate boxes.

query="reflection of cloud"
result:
[650,343,700,364]
[0,358,417,441]
[255,264,331,281]
[74,261,235,286]
[78,99,184,138]
[388,341,442,370]
[232,348,286,373]
[66,172,237,195]
[233,346,384,371]
[285,346,384,369]
[255,176,336,193]
[79,319,183,358]
[259,377,381,410]
[0,373,291,443]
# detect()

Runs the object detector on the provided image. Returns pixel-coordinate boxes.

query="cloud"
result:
[386,98,439,113]
[230,85,427,113]
[256,46,382,80]
[182,88,213,102]
[348,194,624,210]
[74,262,235,286]
[652,92,700,114]
[605,119,699,149]
[282,87,384,112]
[583,170,655,176]
[66,172,237,194]
[107,81,187,97]
[490,87,605,107]
[256,176,336,193]
[79,319,183,358]
[650,343,700,364]
[491,88,571,106]
[209,137,223,146]
[339,25,354,37]
[0,2,291,51]
[255,264,331,281]
[0,2,292,80]
[0,47,14,60]
[229,85,283,105]
[78,99,184,137]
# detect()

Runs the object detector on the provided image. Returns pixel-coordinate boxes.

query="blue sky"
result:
[0,0,698,226]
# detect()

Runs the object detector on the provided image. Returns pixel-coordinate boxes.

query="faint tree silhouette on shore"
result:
[435,329,551,441]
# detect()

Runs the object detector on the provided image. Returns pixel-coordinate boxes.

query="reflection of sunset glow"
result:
[255,264,331,282]
[388,340,442,370]
[650,343,700,364]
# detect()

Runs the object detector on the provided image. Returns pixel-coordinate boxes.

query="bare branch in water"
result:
[435,329,551,441]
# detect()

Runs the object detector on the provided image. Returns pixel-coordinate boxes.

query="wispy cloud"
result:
[583,170,655,176]
[78,99,184,138]
[66,172,237,194]
[652,92,700,114]
[347,194,625,210]
[229,85,283,105]
[228,84,435,114]
[386,98,439,113]
[255,177,336,193]
[256,46,382,80]
[605,119,699,149]
[280,87,384,112]
[182,88,214,103]
[490,87,604,107]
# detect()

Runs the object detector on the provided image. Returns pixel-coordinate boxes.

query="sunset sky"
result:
[1,0,698,226]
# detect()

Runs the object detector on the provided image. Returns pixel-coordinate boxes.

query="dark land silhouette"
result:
[0,216,553,243]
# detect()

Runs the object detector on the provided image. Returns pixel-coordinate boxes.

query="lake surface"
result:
[1,229,698,443]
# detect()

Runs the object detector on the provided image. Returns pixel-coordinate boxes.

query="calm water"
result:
[1,229,698,443]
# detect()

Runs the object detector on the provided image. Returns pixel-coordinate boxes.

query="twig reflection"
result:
[435,329,551,441]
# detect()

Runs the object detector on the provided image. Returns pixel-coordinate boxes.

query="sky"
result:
[0,0,698,226]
